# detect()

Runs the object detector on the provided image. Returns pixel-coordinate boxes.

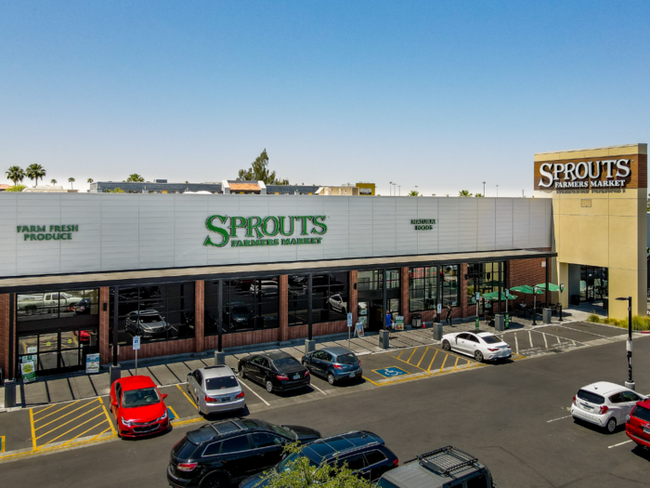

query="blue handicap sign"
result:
[167,407,176,420]
[375,367,408,378]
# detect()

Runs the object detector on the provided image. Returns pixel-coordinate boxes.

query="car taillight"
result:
[599,405,609,415]
[506,345,511,349]
[277,374,289,381]
[235,391,245,399]
[488,348,499,352]
[177,462,197,472]
[205,395,217,403]
[357,360,361,366]
[393,458,399,467]
[333,364,343,369]
[572,396,576,406]
[304,370,309,377]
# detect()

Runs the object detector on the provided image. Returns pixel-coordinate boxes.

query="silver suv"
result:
[376,446,496,488]
[186,365,246,415]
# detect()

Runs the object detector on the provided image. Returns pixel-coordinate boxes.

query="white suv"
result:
[570,381,646,434]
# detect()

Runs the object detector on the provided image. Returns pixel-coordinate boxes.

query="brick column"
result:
[401,267,410,324]
[195,281,205,353]
[279,275,289,342]
[349,271,358,323]
[0,294,12,378]
[99,287,110,365]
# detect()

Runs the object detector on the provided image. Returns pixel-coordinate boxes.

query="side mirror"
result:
[161,393,168,400]
[111,400,118,407]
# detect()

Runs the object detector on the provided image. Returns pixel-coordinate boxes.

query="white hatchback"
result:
[441,331,511,362]
[570,381,646,434]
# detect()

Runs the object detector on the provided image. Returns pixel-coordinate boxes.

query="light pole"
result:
[532,285,538,325]
[398,184,401,196]
[559,283,565,322]
[616,296,635,390]
[389,181,394,196]
[496,185,499,197]
[482,181,486,196]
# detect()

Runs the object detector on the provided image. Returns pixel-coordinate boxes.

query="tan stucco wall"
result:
[536,144,647,319]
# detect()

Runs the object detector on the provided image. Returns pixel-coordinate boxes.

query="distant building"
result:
[89,179,321,195]
[355,182,376,196]
[316,185,359,196]
[22,185,77,193]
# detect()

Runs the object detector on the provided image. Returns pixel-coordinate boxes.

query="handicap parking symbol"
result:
[374,367,408,378]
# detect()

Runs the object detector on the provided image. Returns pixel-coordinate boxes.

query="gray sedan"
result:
[186,365,246,415]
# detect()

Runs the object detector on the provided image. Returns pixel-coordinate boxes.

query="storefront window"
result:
[288,273,349,325]
[409,267,438,312]
[204,279,279,335]
[441,265,459,307]
[466,262,504,306]
[358,269,399,291]
[109,283,195,346]
[17,289,99,322]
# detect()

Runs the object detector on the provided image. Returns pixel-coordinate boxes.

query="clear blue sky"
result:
[1,1,648,196]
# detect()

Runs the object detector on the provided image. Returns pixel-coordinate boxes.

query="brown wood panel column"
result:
[0,294,11,378]
[98,287,110,365]
[195,280,205,353]
[279,275,289,342]
[349,270,358,324]
[460,263,469,318]
[401,267,410,324]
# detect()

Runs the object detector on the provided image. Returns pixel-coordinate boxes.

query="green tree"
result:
[104,187,125,193]
[458,190,472,197]
[50,179,57,185]
[26,163,46,187]
[6,185,26,192]
[407,190,420,197]
[5,166,25,186]
[475,193,484,198]
[261,443,375,488]
[87,178,94,184]
[68,177,75,189]
[237,149,289,185]
[126,174,145,182]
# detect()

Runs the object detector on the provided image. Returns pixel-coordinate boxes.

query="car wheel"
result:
[442,340,451,351]
[327,373,336,385]
[474,351,484,362]
[265,380,274,393]
[200,472,228,488]
[606,417,617,434]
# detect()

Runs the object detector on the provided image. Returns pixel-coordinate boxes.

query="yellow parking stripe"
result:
[453,356,459,371]
[35,399,100,431]
[177,384,198,409]
[61,421,107,446]
[92,427,114,440]
[33,400,81,422]
[38,413,106,448]
[30,403,58,418]
[168,406,178,420]
[0,435,5,453]
[100,400,117,436]
[439,354,448,373]
[416,346,429,368]
[29,408,36,451]
[396,349,405,360]
[427,350,439,371]
[35,406,102,440]
[406,348,417,364]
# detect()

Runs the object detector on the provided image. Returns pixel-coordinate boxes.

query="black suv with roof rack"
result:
[167,418,321,488]
[239,430,398,487]
[376,446,496,488]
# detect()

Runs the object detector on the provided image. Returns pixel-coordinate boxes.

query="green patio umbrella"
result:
[482,291,518,301]
[510,285,544,295]
[535,283,565,292]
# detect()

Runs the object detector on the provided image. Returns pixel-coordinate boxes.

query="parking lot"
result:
[0,320,632,461]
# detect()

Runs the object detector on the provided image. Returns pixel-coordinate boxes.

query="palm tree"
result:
[407,190,420,197]
[68,177,75,189]
[26,163,46,187]
[126,174,144,182]
[50,179,57,185]
[458,190,473,197]
[475,193,484,198]
[87,178,94,184]
[5,166,25,186]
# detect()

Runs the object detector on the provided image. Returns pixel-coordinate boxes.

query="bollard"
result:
[214,351,226,366]
[379,330,390,349]
[495,314,504,332]
[110,364,122,385]
[433,323,443,341]
[305,339,316,355]
[4,379,16,408]
[542,308,552,324]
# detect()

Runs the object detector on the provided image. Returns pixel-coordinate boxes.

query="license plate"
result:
[220,396,230,403]
[581,403,592,410]
[349,373,355,378]
[293,374,300,380]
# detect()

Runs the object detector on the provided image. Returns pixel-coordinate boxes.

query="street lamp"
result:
[616,296,635,390]
[389,181,394,196]
[559,283,565,322]
[532,285,538,325]
[482,181,486,196]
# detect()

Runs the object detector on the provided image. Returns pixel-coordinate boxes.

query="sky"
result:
[1,0,649,197]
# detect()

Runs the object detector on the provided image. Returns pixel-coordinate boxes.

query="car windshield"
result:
[337,353,358,364]
[632,405,650,422]
[481,335,500,344]
[577,389,605,405]
[268,423,295,439]
[276,452,317,473]
[122,387,161,408]
[273,357,299,368]
[140,315,163,323]
[205,376,239,390]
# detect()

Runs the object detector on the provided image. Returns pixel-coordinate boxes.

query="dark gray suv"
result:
[376,446,496,488]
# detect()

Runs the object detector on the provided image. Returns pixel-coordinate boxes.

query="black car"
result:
[71,297,92,315]
[167,418,321,488]
[238,351,310,393]
[302,346,362,385]
[239,430,399,487]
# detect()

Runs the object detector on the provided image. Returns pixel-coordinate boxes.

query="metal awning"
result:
[0,249,556,293]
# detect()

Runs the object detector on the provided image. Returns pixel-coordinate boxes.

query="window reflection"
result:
[288,273,349,326]
[17,289,99,322]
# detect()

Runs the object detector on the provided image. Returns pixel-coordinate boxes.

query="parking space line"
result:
[406,348,417,363]
[547,415,572,423]
[439,355,448,373]
[61,420,107,446]
[311,383,327,395]
[608,440,633,449]
[543,333,548,349]
[0,436,4,453]
[396,349,405,360]
[176,384,198,409]
[528,331,533,348]
[238,381,271,406]
[38,413,105,448]
[92,426,114,440]
[466,360,471,368]
[416,346,429,368]
[33,401,80,423]
[452,357,459,371]
[29,409,36,450]
[391,354,427,372]
[427,350,439,371]
[100,400,117,436]
[35,406,102,440]
[31,403,57,417]
[515,334,519,354]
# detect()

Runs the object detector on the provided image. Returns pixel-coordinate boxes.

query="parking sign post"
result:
[133,336,141,375]
[347,313,353,351]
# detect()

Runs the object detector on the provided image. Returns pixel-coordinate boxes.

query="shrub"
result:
[5,185,26,192]
[586,314,601,323]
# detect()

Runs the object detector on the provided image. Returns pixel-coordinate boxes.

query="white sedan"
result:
[441,331,511,362]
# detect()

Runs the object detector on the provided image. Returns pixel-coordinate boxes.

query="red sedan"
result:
[110,375,170,438]
[626,398,650,448]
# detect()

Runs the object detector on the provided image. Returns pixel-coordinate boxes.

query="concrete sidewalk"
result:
[0,305,605,412]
